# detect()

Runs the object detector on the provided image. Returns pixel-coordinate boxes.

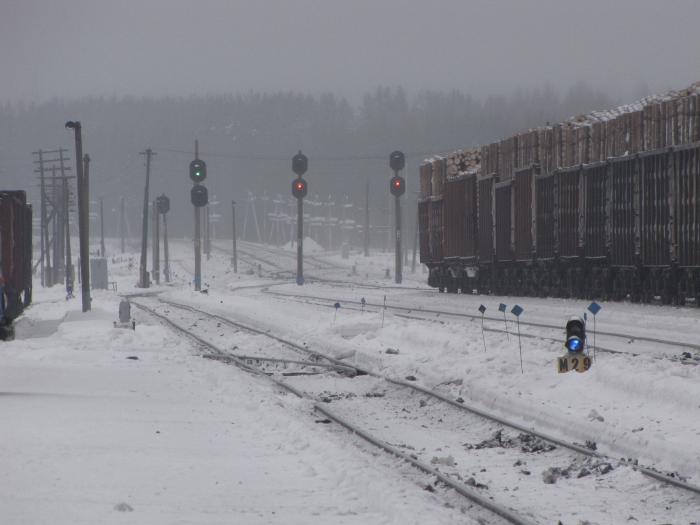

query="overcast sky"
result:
[2,0,700,104]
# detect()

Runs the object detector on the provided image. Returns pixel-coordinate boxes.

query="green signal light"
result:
[189,159,207,182]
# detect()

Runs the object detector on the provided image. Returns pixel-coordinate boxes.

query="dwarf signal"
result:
[565,317,586,352]
[557,316,592,374]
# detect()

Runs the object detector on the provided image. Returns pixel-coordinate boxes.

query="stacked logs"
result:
[446,149,481,179]
[471,81,700,181]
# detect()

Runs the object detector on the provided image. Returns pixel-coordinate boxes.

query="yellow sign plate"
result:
[557,354,592,373]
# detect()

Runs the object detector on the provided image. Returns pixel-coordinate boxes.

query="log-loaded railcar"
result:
[0,190,33,339]
[419,83,700,305]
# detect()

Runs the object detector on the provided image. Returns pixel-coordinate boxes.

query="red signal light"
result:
[390,175,406,197]
[292,177,308,199]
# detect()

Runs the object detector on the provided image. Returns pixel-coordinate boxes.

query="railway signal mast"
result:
[291,150,308,285]
[190,142,208,291]
[389,150,406,284]
[155,194,171,283]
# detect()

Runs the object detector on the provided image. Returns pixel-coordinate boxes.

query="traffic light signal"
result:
[292,151,308,176]
[292,178,308,199]
[189,159,207,183]
[565,317,586,352]
[156,194,170,214]
[191,184,208,207]
[390,175,405,197]
[389,150,405,172]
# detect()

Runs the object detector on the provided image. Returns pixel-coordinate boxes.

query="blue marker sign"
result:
[587,302,602,316]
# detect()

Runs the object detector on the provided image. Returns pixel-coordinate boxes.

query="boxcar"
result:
[0,190,33,339]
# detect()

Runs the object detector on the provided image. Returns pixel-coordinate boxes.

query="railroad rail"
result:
[132,294,700,521]
[261,288,700,353]
[132,297,535,525]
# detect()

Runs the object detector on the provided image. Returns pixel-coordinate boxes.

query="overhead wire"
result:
[153,146,454,162]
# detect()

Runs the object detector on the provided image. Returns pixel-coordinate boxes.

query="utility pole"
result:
[162,206,170,283]
[261,192,269,245]
[51,165,61,285]
[33,148,72,287]
[120,197,125,253]
[138,148,154,287]
[152,199,160,284]
[81,154,91,304]
[231,200,238,273]
[412,196,419,273]
[54,152,70,282]
[327,195,333,251]
[38,150,49,287]
[64,176,73,295]
[364,179,370,257]
[99,197,105,257]
[65,121,90,311]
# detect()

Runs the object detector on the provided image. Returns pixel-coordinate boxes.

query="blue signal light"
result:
[566,336,583,352]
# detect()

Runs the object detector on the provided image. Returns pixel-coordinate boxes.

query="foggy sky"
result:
[3,0,700,104]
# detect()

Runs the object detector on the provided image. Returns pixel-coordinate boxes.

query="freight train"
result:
[418,83,700,305]
[0,191,33,339]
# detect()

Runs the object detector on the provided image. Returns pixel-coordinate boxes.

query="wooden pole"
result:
[138,148,154,287]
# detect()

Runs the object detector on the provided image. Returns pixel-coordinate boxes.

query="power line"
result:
[152,147,453,163]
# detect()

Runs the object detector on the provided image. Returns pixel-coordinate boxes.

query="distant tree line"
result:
[0,83,616,237]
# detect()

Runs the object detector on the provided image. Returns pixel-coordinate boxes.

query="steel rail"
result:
[132,298,535,525]
[262,288,700,352]
[151,296,700,498]
[154,297,360,374]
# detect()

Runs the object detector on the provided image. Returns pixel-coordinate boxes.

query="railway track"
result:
[260,287,700,355]
[130,294,700,523]
[217,242,435,292]
[132,296,531,524]
[177,243,699,358]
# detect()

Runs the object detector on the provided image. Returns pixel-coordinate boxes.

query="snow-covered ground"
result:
[1,287,469,524]
[3,237,700,523]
